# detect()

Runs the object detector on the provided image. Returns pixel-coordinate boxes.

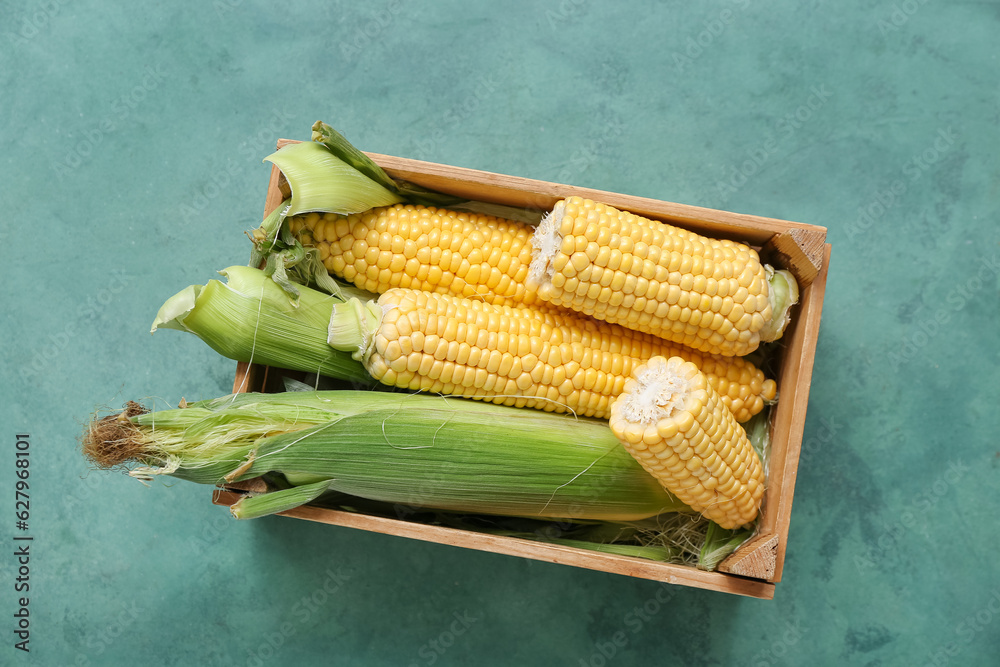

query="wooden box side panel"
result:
[270,138,826,274]
[367,152,827,250]
[719,245,829,581]
[762,244,831,581]
[212,490,774,599]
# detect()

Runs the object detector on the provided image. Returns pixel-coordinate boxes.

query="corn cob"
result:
[81,390,688,521]
[609,355,765,529]
[527,196,799,357]
[288,205,542,307]
[328,288,776,422]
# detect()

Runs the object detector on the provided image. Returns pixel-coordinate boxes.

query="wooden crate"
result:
[212,140,831,600]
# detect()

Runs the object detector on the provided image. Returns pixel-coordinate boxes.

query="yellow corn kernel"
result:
[288,204,541,308]
[357,290,775,422]
[528,197,783,357]
[609,356,765,529]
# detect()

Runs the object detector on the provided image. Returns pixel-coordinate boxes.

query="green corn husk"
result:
[697,521,755,571]
[264,140,403,217]
[247,198,345,302]
[307,122,403,196]
[82,391,690,522]
[151,265,375,387]
[308,121,544,225]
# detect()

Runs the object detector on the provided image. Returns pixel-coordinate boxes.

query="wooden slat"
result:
[765,244,831,582]
[231,360,257,396]
[713,244,830,582]
[263,163,287,216]
[220,478,269,494]
[271,138,827,248]
[367,152,826,247]
[212,490,774,600]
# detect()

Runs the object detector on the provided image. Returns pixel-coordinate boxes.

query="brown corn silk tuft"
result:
[81,401,151,469]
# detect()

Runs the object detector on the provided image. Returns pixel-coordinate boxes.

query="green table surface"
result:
[3,2,998,665]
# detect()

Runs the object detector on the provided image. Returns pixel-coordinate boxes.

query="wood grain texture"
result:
[719,533,779,580]
[762,228,827,287]
[765,243,832,582]
[263,161,287,216]
[212,490,775,600]
[231,360,258,396]
[220,477,269,494]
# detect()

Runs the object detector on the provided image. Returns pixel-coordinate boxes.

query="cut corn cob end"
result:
[609,356,765,529]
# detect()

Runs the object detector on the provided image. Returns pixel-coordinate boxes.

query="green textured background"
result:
[3,1,999,665]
